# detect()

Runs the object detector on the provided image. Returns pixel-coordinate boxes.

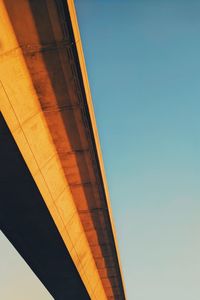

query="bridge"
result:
[0,1,126,299]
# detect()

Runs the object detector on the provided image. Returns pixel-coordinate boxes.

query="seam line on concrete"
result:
[0,41,78,59]
[42,103,80,112]
[58,148,89,155]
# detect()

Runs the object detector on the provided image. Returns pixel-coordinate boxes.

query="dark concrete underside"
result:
[0,113,90,300]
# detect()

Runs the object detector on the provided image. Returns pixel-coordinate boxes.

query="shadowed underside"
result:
[0,0,126,299]
[0,113,90,300]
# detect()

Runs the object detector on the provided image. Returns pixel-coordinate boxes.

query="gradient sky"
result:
[75,1,200,299]
[1,1,200,299]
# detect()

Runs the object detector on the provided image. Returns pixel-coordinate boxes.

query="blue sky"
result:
[1,1,200,299]
[75,1,200,299]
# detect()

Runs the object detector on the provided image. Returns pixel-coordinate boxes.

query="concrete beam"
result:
[0,1,126,299]
[0,113,90,299]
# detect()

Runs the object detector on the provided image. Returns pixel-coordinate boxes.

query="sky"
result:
[75,0,200,299]
[0,231,52,299]
[1,0,200,299]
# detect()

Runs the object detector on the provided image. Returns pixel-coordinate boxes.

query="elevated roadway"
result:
[0,1,126,299]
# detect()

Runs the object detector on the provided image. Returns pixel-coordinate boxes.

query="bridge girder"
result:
[0,1,126,299]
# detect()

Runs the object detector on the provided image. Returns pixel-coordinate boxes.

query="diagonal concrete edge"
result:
[0,1,106,299]
[67,1,127,299]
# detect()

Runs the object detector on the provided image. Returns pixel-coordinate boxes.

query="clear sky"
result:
[75,0,200,299]
[1,1,200,299]
[0,231,52,299]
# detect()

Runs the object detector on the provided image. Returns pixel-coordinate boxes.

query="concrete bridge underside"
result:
[0,1,126,299]
[0,113,90,299]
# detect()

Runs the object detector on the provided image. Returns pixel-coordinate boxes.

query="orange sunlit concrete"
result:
[0,1,126,299]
